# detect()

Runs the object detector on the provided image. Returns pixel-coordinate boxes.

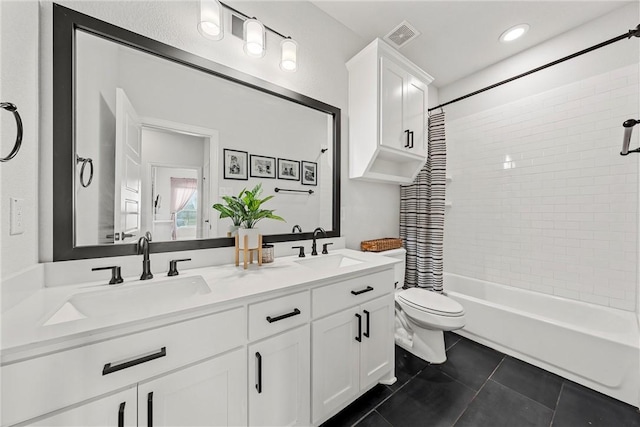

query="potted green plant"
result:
[212,191,244,237]
[237,183,285,249]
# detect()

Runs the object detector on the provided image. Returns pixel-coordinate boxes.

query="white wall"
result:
[0,0,409,288]
[0,1,39,279]
[443,4,640,311]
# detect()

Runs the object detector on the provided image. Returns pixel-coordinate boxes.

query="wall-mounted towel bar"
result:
[275,187,314,195]
[77,155,94,187]
[1,102,23,162]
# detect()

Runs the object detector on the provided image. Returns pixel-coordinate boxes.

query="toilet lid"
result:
[398,288,464,316]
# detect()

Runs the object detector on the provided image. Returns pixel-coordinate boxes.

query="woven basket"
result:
[360,238,403,252]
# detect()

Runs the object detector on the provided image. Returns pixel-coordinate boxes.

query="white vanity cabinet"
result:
[138,348,246,427]
[247,291,311,426]
[248,326,310,426]
[347,38,434,184]
[3,251,398,427]
[32,349,246,427]
[31,387,137,427]
[4,307,246,426]
[310,270,395,424]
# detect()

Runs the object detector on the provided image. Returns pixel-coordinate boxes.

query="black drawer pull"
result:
[118,402,126,427]
[351,286,374,296]
[355,313,362,342]
[102,347,167,375]
[147,392,153,427]
[363,310,370,338]
[266,308,301,323]
[255,352,262,394]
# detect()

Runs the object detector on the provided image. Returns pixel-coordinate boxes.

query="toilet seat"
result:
[397,288,464,317]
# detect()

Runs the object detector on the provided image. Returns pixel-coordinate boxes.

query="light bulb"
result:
[280,38,298,72]
[499,24,529,43]
[198,0,223,41]
[244,19,265,58]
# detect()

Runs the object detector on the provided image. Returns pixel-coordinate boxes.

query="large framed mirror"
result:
[53,4,341,261]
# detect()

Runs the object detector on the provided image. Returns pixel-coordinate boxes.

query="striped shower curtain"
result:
[399,111,447,292]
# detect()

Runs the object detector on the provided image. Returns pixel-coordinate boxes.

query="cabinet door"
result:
[405,75,428,157]
[248,325,310,426]
[311,307,361,424]
[138,348,247,427]
[360,295,395,390]
[380,57,407,151]
[31,387,136,427]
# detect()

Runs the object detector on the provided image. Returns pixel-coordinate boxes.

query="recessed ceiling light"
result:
[499,24,530,43]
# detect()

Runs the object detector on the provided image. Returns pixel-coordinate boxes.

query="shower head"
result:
[620,119,640,156]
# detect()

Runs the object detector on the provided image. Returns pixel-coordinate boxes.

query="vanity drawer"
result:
[1,306,245,426]
[249,290,310,341]
[312,270,394,319]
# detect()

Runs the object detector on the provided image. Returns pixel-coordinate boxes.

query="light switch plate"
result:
[10,197,25,235]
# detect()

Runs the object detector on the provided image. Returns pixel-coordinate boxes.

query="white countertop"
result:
[1,249,398,362]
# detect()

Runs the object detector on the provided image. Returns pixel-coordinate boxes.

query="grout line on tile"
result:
[549,382,566,426]
[450,355,506,426]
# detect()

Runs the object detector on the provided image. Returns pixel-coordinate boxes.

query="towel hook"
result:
[0,102,23,162]
[77,155,94,187]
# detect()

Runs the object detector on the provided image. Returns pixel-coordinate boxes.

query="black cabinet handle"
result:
[351,286,374,296]
[102,347,167,375]
[255,352,262,394]
[147,392,153,427]
[118,402,126,427]
[266,308,301,323]
[404,129,410,148]
[363,310,370,338]
[409,131,414,148]
[355,313,362,342]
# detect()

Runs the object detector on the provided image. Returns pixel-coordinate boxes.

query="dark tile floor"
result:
[322,333,640,427]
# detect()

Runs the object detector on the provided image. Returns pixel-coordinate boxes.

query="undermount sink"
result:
[44,275,210,326]
[295,254,363,269]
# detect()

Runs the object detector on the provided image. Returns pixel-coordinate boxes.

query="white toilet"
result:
[383,248,465,364]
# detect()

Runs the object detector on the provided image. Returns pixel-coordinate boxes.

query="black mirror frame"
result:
[52,4,341,261]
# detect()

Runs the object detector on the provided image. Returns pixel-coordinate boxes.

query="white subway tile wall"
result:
[445,64,639,311]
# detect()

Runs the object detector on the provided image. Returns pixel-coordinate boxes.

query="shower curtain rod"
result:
[428,24,640,113]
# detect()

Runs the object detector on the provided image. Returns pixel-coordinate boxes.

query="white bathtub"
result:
[444,273,640,408]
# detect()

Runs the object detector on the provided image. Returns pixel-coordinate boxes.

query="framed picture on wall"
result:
[223,149,248,180]
[277,158,300,181]
[301,161,317,186]
[250,154,276,179]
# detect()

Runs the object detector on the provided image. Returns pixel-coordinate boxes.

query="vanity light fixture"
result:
[198,0,223,40]
[499,23,529,43]
[199,0,298,71]
[280,38,298,72]
[244,18,266,57]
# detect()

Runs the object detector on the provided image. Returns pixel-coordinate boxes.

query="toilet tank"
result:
[379,248,406,289]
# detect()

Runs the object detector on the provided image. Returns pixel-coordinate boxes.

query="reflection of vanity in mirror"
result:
[53,4,341,260]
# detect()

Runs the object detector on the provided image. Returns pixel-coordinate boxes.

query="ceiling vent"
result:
[384,20,420,49]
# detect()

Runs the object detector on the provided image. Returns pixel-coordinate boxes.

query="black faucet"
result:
[137,231,153,280]
[311,227,327,256]
[292,224,302,233]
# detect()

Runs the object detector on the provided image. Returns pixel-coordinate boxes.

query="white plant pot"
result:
[238,227,260,249]
[227,225,240,237]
